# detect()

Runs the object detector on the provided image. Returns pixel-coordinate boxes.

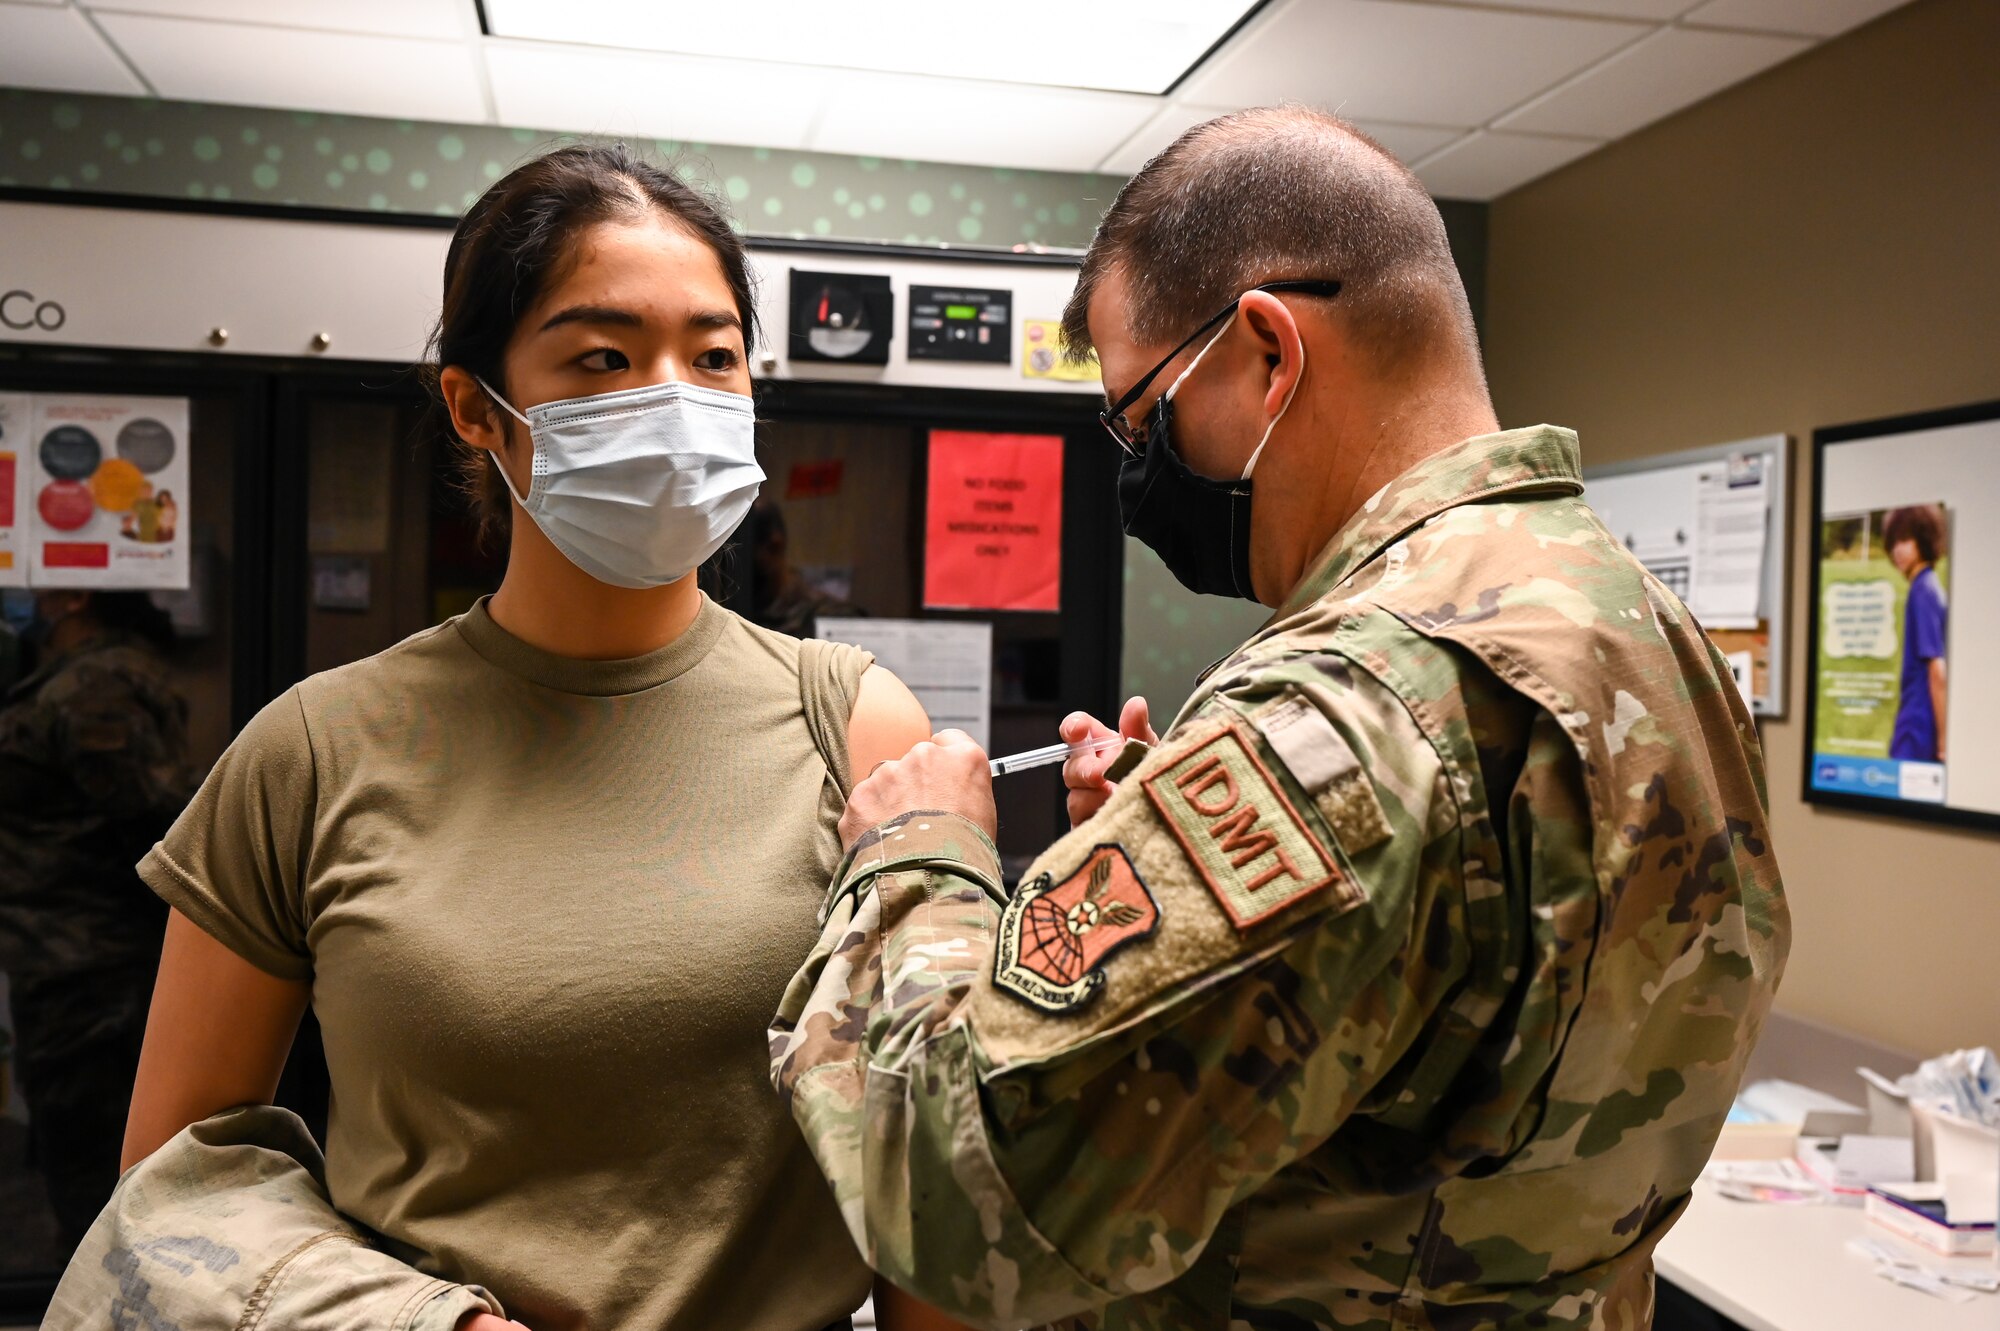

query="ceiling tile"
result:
[0,3,145,96]
[1682,0,1912,38]
[95,13,485,121]
[1098,102,1231,175]
[1178,0,1650,128]
[1100,100,1473,177]
[1414,130,1602,199]
[1351,120,1466,166]
[1497,25,1808,138]
[1425,0,1688,16]
[81,0,468,40]
[811,73,1158,174]
[486,43,825,149]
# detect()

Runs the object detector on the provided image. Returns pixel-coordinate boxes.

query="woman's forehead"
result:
[539,216,734,315]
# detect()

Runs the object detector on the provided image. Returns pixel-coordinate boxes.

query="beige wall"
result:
[1485,0,1999,1056]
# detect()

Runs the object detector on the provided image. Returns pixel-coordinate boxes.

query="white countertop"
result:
[1657,1179,2000,1330]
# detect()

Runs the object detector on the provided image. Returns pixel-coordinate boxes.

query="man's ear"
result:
[438,365,506,457]
[1236,290,1307,419]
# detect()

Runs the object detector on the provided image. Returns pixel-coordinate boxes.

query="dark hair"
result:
[88,591,178,654]
[1061,106,1477,379]
[426,143,758,546]
[1884,505,1945,564]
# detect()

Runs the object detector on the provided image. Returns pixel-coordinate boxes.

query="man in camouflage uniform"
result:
[770,107,1788,1329]
[0,589,189,1246]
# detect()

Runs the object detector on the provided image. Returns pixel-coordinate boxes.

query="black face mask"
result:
[1117,392,1258,599]
[1100,279,1339,602]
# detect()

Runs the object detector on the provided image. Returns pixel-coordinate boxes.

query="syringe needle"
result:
[987,734,1125,778]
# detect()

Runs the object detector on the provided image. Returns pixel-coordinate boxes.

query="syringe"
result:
[987,734,1125,778]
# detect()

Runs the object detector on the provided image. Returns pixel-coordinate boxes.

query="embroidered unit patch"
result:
[993,844,1160,1013]
[1144,725,1341,930]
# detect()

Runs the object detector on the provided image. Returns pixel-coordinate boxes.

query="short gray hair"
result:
[1061,106,1477,377]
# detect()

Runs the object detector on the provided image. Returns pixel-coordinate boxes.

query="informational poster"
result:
[1021,319,1100,383]
[817,615,992,749]
[0,394,28,587]
[1811,503,1951,804]
[924,430,1062,612]
[1584,435,1787,716]
[27,394,190,590]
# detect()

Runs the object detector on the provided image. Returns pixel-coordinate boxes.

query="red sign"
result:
[785,459,845,499]
[924,430,1062,612]
[44,542,110,569]
[0,455,13,526]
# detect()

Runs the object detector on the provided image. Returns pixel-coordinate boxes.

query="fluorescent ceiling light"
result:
[481,0,1261,94]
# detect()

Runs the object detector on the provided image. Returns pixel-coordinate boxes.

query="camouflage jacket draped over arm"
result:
[45,1106,503,1331]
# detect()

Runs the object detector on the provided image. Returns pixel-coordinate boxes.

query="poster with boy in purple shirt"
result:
[1886,504,1949,763]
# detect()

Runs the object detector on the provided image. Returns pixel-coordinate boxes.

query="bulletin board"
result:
[1584,434,1790,716]
[1804,400,2000,833]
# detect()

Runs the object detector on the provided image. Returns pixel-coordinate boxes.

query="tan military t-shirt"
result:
[141,596,874,1331]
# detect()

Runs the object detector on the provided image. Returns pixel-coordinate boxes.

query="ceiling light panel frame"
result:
[479,0,1265,95]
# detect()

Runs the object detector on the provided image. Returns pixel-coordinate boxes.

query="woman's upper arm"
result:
[122,908,310,1169]
[847,665,933,778]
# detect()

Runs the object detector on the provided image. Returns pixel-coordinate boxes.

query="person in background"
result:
[771,106,1788,1329]
[1885,504,1948,763]
[747,496,863,637]
[0,589,187,1249]
[0,594,24,693]
[50,145,962,1331]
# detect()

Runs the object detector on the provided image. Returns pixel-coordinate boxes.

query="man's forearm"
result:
[772,812,1121,1326]
[773,811,1005,1101]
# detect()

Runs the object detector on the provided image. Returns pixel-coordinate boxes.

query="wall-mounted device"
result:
[789,269,894,365]
[908,285,1011,364]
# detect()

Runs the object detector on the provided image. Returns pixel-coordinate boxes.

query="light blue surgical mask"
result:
[477,377,763,589]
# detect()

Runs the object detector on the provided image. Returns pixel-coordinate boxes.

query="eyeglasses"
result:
[1098,279,1342,456]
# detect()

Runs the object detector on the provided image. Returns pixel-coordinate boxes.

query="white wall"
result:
[0,200,1091,396]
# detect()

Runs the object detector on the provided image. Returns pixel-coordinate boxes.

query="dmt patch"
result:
[993,844,1159,1013]
[1145,726,1340,930]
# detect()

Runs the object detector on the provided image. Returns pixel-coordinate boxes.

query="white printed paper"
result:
[817,616,992,750]
[0,394,28,587]
[1586,463,1703,601]
[1725,649,1755,709]
[1689,452,1769,629]
[27,394,190,590]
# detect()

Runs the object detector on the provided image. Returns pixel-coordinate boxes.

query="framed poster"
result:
[1585,434,1789,716]
[1804,399,2000,832]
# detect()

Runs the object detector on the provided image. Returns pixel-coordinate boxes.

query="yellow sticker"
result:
[1021,319,1100,383]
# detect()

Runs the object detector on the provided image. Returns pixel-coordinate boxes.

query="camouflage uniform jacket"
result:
[770,426,1790,1330]
[45,1104,503,1331]
[0,629,189,984]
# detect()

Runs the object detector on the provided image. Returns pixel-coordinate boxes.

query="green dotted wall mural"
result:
[0,88,1123,250]
[1120,541,1272,724]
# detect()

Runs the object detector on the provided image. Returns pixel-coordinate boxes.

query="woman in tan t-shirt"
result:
[113,146,963,1331]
